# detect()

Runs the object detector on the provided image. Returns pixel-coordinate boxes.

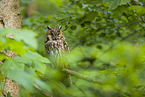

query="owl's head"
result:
[47,25,63,40]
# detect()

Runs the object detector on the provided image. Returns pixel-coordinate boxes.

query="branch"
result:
[34,84,52,97]
[63,69,102,83]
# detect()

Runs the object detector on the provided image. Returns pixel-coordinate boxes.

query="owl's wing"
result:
[63,41,69,52]
[45,32,52,56]
[45,32,49,43]
[62,40,70,69]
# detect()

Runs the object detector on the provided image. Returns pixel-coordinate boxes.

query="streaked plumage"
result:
[45,25,69,68]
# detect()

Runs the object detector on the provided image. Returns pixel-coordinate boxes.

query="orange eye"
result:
[59,31,61,34]
[58,31,62,36]
[48,31,53,35]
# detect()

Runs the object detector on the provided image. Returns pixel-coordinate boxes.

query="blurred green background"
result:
[0,0,145,97]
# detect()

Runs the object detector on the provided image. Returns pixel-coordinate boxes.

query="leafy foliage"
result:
[0,0,145,97]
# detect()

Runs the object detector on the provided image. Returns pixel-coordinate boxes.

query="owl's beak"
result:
[53,36,58,40]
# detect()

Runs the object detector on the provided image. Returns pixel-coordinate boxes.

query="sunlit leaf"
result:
[0,28,38,49]
[6,39,27,55]
[13,56,31,64]
[23,50,50,63]
[14,29,38,49]
[53,0,63,6]
[97,69,115,74]
[0,54,6,61]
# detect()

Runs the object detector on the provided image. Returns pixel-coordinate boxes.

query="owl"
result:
[45,25,69,68]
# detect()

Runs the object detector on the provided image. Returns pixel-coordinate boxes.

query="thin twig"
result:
[63,69,102,83]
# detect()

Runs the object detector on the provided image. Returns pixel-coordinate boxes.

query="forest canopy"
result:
[0,0,145,97]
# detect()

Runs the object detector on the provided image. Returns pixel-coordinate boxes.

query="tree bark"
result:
[0,0,22,97]
[0,0,21,29]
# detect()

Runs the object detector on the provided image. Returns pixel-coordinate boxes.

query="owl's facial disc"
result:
[47,26,63,40]
[49,29,61,40]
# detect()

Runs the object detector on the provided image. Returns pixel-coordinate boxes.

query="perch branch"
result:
[63,69,102,83]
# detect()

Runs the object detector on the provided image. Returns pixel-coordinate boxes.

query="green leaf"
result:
[0,54,6,61]
[23,51,50,63]
[128,6,145,16]
[104,0,130,10]
[8,70,34,90]
[1,60,13,75]
[78,11,98,24]
[14,29,38,49]
[0,28,38,49]
[33,61,46,74]
[84,11,98,21]
[112,6,128,17]
[1,59,33,90]
[103,0,112,2]
[25,67,37,76]
[6,39,26,55]
[0,28,9,36]
[35,79,51,93]
[13,56,31,64]
[109,0,120,10]
[13,63,25,71]
[53,0,63,6]
[97,69,115,74]
[1,59,25,75]
[0,36,6,43]
[120,0,130,5]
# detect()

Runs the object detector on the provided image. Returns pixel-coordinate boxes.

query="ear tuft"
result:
[47,25,51,30]
[59,25,62,29]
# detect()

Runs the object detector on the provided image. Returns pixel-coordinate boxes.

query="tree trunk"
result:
[0,0,22,97]
[0,0,21,29]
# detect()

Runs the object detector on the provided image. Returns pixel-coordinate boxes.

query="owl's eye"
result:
[59,31,61,34]
[58,31,62,37]
[51,32,54,36]
[48,30,52,35]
